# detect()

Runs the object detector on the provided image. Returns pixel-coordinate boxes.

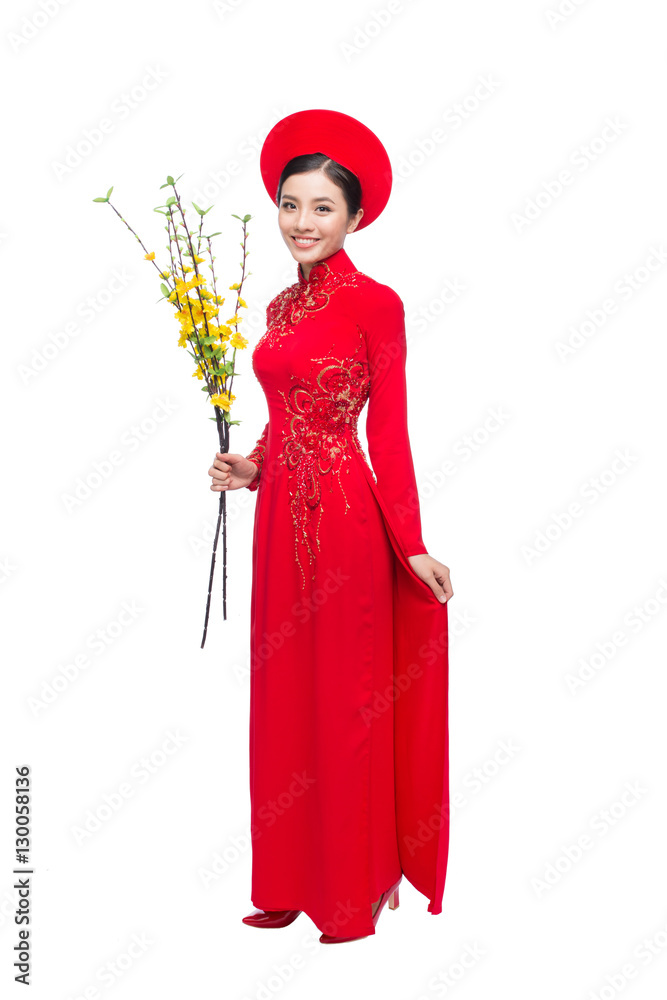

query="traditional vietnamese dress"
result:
[243,244,449,940]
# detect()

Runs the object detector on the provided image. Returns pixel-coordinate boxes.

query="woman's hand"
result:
[407,554,453,603]
[208,452,259,491]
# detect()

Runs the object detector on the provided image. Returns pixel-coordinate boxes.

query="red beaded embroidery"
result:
[254,258,371,358]
[278,328,372,588]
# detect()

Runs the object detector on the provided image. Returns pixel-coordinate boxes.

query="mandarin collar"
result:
[297,245,357,287]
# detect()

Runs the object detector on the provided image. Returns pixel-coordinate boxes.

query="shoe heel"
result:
[388,887,399,910]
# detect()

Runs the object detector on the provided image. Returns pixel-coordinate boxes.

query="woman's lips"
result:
[291,236,320,248]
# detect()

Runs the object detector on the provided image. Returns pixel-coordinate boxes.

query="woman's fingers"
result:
[208,454,232,490]
[210,475,230,490]
[208,465,228,480]
[434,566,453,602]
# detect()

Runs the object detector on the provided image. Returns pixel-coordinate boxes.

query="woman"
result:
[208,109,453,944]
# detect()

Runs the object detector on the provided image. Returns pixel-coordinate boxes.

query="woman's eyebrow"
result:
[280,194,336,203]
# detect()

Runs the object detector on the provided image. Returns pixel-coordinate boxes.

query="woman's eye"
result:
[280,202,330,212]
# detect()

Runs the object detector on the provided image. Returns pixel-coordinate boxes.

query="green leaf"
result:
[206,231,222,238]
[92,196,109,203]
[166,196,176,207]
[167,175,174,185]
[231,214,241,220]
[106,186,114,199]
[192,202,204,216]
[228,419,241,426]
[242,214,252,222]
[160,282,170,297]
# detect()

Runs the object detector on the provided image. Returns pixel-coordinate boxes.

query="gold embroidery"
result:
[246,426,267,492]
[253,258,371,359]
[278,328,371,588]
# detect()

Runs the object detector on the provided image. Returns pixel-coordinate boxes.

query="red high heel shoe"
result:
[319,876,401,944]
[242,908,302,928]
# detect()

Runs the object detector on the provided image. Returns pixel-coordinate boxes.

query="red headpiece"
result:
[259,109,392,231]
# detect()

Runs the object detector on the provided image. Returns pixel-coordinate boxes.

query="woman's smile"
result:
[291,235,320,248]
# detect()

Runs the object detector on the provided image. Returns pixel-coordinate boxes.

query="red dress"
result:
[244,245,449,939]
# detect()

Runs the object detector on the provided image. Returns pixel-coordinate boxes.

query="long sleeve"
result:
[244,422,268,492]
[363,284,428,557]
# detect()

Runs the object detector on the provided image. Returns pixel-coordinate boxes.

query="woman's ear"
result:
[347,207,364,233]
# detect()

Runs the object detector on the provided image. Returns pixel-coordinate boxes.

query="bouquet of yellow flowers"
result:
[94,175,251,648]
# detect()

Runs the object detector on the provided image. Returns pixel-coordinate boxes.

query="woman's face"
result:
[278,169,364,275]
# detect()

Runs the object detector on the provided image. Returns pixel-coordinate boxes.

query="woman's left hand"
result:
[407,554,453,603]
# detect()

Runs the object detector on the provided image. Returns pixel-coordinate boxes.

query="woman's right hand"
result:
[208,452,259,491]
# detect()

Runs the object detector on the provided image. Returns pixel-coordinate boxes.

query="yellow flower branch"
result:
[93,175,253,645]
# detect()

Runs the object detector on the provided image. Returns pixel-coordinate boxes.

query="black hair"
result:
[275,152,362,220]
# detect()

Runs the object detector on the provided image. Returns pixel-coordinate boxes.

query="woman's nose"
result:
[295,210,313,231]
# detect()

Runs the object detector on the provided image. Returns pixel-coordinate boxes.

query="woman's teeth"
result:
[292,237,319,246]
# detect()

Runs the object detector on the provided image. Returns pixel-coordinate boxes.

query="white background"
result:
[2,0,667,997]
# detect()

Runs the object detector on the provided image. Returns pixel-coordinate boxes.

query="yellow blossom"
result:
[226,314,242,325]
[210,391,236,411]
[193,255,205,263]
[177,313,195,334]
[159,269,171,279]
[182,264,193,273]
[210,325,231,345]
[238,297,247,308]
[230,333,248,349]
[145,251,156,260]
[207,325,229,344]
[229,282,241,290]
[192,367,204,380]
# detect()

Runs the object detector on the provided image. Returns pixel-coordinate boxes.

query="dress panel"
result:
[248,444,398,937]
